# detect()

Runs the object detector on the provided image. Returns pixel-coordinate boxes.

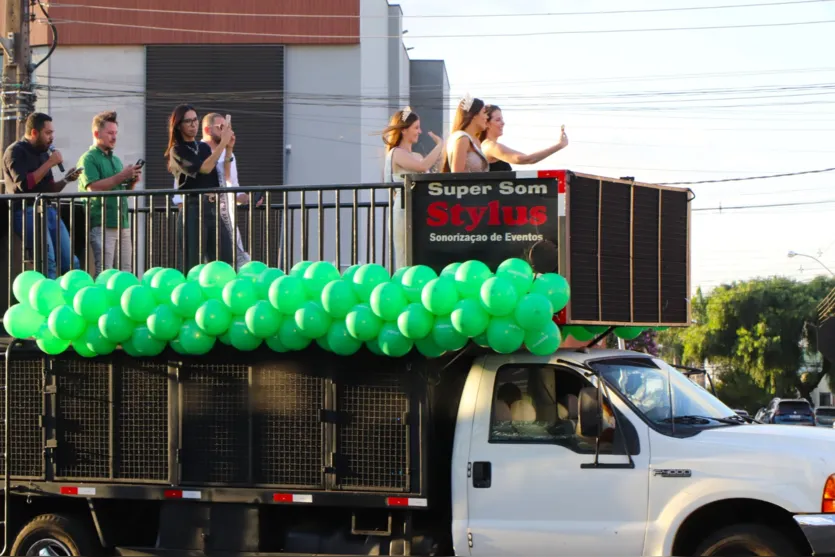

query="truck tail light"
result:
[824,475,835,513]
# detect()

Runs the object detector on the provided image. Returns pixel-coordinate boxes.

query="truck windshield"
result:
[588,357,741,426]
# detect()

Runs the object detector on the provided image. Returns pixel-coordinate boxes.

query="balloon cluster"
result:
[3,258,578,359]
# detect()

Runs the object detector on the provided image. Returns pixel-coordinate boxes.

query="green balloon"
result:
[421,276,459,316]
[78,324,116,356]
[415,335,446,358]
[316,333,332,352]
[72,337,98,358]
[150,268,186,305]
[169,336,187,355]
[615,326,644,340]
[392,266,409,284]
[195,299,233,337]
[146,304,183,341]
[255,268,285,299]
[198,260,237,299]
[59,269,94,298]
[351,263,390,302]
[397,303,434,340]
[238,260,268,282]
[370,282,408,322]
[321,279,359,319]
[473,331,490,348]
[218,330,232,346]
[98,306,135,343]
[365,338,383,355]
[345,303,382,341]
[47,304,86,341]
[514,293,554,331]
[177,319,216,355]
[245,300,282,338]
[290,260,313,277]
[480,276,518,317]
[125,325,166,357]
[562,325,595,342]
[341,264,361,283]
[186,264,205,282]
[497,258,535,297]
[35,323,70,355]
[106,271,140,307]
[268,275,308,315]
[400,265,438,304]
[529,273,570,313]
[170,281,206,319]
[278,317,312,351]
[654,326,669,331]
[141,266,165,286]
[121,284,157,322]
[95,268,120,286]
[265,332,289,352]
[525,321,562,356]
[450,298,490,338]
[440,262,460,279]
[29,278,65,316]
[303,261,341,298]
[431,315,469,351]
[3,303,45,338]
[326,320,362,356]
[486,316,525,354]
[585,325,609,334]
[228,317,262,351]
[377,322,413,357]
[294,301,332,339]
[13,270,45,305]
[454,260,493,299]
[222,278,257,315]
[73,286,110,323]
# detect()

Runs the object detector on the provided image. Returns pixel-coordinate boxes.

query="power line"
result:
[42,17,835,40]
[659,167,835,185]
[43,0,835,19]
[692,198,835,211]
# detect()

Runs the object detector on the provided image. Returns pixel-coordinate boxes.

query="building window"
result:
[820,392,832,407]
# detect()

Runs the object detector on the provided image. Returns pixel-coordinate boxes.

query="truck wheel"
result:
[693,524,799,556]
[11,513,101,556]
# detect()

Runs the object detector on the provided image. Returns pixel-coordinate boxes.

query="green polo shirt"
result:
[77,145,130,229]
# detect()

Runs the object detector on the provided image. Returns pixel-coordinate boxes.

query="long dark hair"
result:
[477,104,501,142]
[165,104,197,172]
[381,108,420,151]
[442,96,485,173]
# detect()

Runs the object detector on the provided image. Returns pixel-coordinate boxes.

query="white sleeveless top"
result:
[446,130,488,172]
[384,147,407,183]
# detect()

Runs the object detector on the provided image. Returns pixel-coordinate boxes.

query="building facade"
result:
[20,0,449,271]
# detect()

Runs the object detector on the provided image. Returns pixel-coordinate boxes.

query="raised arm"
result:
[483,129,569,166]
[391,132,444,173]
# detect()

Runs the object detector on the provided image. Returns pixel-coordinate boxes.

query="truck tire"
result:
[10,513,101,556]
[693,523,799,556]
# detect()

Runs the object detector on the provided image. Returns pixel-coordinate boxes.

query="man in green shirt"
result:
[77,110,141,277]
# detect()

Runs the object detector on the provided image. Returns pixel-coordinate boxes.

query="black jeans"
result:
[178,196,234,272]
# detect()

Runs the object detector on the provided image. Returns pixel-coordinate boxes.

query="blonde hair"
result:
[442,96,485,173]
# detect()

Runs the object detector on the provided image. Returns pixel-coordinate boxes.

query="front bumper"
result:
[794,514,835,556]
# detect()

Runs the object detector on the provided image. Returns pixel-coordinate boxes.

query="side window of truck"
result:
[489,364,628,455]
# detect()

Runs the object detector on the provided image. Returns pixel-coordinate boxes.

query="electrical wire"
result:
[30,0,57,72]
[692,199,835,211]
[43,0,835,19]
[658,167,835,185]
[41,17,835,40]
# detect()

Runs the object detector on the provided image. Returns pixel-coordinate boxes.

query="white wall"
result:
[360,0,391,184]
[399,44,411,109]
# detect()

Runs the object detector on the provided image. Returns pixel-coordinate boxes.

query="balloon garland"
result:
[3,258,656,359]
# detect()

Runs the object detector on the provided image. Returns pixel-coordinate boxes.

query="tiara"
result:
[401,106,412,122]
[459,93,474,112]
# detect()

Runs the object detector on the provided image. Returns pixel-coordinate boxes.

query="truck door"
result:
[464,361,650,556]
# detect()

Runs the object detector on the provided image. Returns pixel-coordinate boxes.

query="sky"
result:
[395,0,835,293]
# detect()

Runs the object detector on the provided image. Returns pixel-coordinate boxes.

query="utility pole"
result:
[1,0,33,192]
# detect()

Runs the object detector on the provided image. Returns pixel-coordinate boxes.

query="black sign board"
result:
[405,171,563,274]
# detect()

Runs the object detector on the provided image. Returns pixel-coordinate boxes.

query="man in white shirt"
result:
[172,112,259,269]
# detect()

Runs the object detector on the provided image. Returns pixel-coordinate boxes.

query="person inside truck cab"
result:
[381,106,446,268]
[441,94,489,173]
[478,104,569,171]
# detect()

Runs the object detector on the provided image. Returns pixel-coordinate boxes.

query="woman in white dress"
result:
[442,94,489,173]
[381,106,445,268]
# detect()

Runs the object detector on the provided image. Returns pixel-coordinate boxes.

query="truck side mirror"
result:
[578,387,601,437]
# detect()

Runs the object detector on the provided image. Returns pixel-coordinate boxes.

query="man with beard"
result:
[172,112,260,269]
[3,112,82,278]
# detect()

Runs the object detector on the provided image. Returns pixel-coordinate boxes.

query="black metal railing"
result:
[1,183,403,314]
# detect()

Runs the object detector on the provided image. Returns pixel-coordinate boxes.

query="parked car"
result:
[815,406,835,427]
[760,398,817,426]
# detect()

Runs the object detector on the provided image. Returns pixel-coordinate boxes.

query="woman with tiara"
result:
[381,105,445,267]
[442,93,489,173]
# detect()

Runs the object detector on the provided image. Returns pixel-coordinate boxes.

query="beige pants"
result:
[90,226,132,277]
